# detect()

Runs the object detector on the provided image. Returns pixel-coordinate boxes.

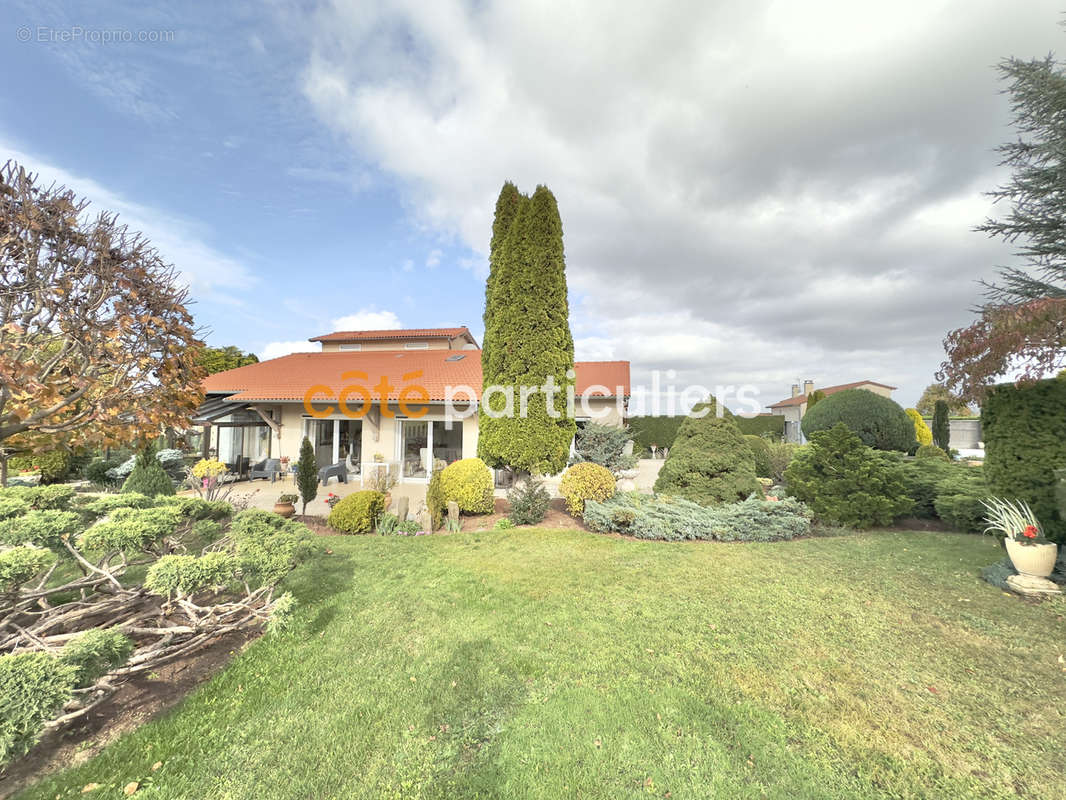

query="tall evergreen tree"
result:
[295,436,318,514]
[481,182,525,388]
[931,399,951,452]
[479,185,576,474]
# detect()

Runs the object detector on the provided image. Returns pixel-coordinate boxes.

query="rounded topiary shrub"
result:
[328,490,385,534]
[800,389,916,452]
[559,462,616,516]
[743,435,772,479]
[654,398,762,506]
[915,443,951,462]
[439,458,494,515]
[121,447,175,497]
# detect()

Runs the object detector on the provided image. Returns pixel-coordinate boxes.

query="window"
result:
[404,341,429,350]
[338,344,361,351]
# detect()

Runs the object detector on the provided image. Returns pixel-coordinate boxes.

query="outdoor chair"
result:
[318,461,348,486]
[249,458,281,482]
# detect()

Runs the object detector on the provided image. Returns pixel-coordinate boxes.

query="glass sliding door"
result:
[431,421,463,466]
[314,419,334,468]
[400,420,429,479]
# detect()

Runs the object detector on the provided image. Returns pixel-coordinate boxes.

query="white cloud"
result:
[1,139,255,304]
[331,308,403,330]
[260,340,320,360]
[298,0,1061,405]
[425,249,442,269]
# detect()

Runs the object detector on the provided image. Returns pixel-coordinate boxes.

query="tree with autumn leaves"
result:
[0,160,204,481]
[940,54,1066,400]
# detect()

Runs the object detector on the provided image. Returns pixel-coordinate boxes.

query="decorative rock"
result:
[623,440,634,457]
[1006,574,1062,598]
[416,504,432,533]
[396,495,409,522]
[447,500,460,526]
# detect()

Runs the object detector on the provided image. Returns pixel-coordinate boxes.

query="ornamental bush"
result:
[79,506,183,553]
[328,491,386,534]
[507,477,551,525]
[0,652,77,764]
[654,399,762,506]
[145,553,238,597]
[83,459,120,487]
[894,458,986,530]
[0,496,29,521]
[229,509,314,586]
[0,510,81,549]
[800,389,917,452]
[983,378,1066,543]
[766,441,799,485]
[439,458,495,514]
[905,408,933,447]
[572,424,636,472]
[0,485,75,511]
[744,435,772,478]
[58,628,134,688]
[785,423,911,528]
[559,462,616,516]
[583,492,811,542]
[7,450,72,484]
[425,459,447,531]
[934,492,987,534]
[0,546,54,592]
[916,443,951,462]
[121,446,175,497]
[76,492,154,520]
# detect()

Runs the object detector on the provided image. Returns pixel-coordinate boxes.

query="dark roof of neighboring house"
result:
[202,350,631,402]
[308,327,477,344]
[768,380,897,409]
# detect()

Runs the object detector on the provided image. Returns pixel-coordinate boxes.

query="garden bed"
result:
[0,629,257,797]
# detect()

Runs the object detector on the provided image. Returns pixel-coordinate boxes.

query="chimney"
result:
[804,380,814,396]
[791,384,800,398]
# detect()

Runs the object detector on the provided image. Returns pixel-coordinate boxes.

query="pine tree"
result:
[932,399,950,452]
[121,443,175,497]
[295,436,318,514]
[478,185,576,474]
[653,398,761,506]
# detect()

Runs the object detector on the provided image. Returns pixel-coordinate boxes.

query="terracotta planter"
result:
[273,502,295,519]
[1005,538,1058,578]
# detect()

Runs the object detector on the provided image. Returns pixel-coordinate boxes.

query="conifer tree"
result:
[295,436,318,514]
[481,182,525,387]
[479,185,576,474]
[932,399,951,452]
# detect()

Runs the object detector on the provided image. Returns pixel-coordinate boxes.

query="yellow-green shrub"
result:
[439,458,494,514]
[905,408,933,447]
[328,491,385,533]
[559,462,616,516]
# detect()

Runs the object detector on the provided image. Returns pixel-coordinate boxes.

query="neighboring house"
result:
[767,379,897,443]
[194,327,630,483]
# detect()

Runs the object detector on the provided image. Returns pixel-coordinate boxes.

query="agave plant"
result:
[981,497,1047,545]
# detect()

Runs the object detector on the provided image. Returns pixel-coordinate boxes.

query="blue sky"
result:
[3,1,1063,411]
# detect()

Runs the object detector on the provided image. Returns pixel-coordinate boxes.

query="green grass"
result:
[14,529,1066,799]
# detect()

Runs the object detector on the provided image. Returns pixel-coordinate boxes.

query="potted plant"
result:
[982,497,1058,578]
[274,493,298,518]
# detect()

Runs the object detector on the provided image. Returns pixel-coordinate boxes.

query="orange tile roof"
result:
[202,351,630,402]
[768,380,897,409]
[309,327,474,343]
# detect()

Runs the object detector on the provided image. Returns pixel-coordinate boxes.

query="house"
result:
[767,379,896,443]
[194,327,630,483]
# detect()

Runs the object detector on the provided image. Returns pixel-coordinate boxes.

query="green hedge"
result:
[735,415,785,440]
[801,389,916,452]
[630,414,785,454]
[983,378,1066,543]
[628,416,684,454]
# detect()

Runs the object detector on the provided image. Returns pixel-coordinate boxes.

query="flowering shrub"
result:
[560,462,616,516]
[191,459,227,480]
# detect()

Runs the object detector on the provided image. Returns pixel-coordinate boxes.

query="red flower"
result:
[1022,525,1038,539]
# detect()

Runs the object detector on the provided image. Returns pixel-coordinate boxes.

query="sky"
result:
[2,0,1062,413]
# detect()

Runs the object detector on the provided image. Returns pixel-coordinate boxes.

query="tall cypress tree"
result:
[481,182,525,389]
[932,399,951,452]
[479,185,576,474]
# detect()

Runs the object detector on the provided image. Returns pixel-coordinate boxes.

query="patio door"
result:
[314,419,334,468]
[399,420,429,479]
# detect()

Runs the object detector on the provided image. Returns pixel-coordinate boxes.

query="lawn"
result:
[13,528,1066,799]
